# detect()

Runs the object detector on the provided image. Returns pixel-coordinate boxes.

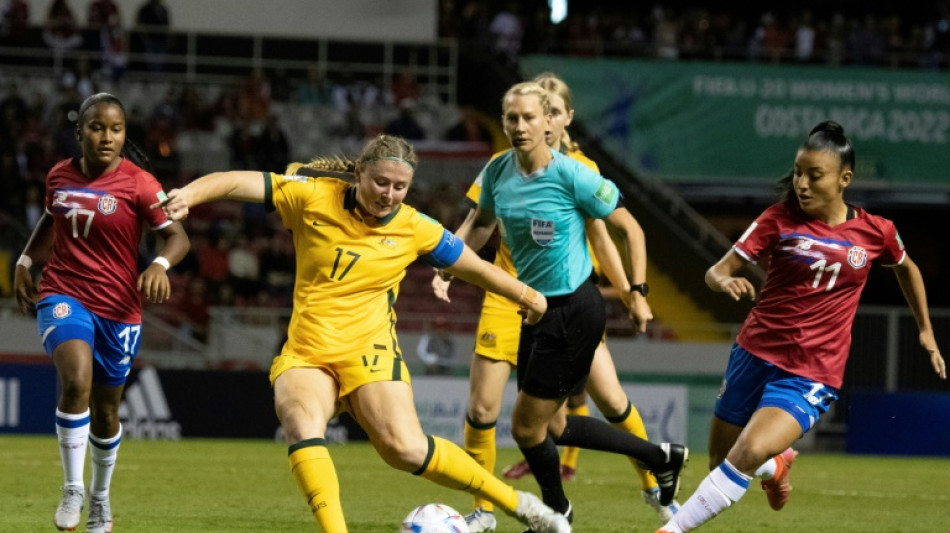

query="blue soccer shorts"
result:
[715,343,838,434]
[37,294,141,387]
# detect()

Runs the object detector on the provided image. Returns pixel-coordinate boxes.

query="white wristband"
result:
[16,255,32,269]
[152,256,171,270]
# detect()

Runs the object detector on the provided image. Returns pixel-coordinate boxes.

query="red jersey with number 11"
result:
[40,158,171,323]
[734,201,905,388]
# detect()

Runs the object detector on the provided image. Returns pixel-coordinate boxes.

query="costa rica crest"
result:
[53,302,71,319]
[98,194,118,215]
[847,245,868,268]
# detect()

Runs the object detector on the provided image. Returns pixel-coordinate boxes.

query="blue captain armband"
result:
[422,229,465,269]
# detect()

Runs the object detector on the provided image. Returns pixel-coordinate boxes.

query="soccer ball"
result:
[399,503,470,533]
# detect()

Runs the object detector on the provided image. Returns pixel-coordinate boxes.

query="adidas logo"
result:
[0,376,20,428]
[119,366,181,440]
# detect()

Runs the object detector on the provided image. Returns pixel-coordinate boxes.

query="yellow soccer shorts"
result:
[473,299,522,365]
[270,335,411,398]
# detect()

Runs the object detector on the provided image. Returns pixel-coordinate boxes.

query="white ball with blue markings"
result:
[399,503,470,533]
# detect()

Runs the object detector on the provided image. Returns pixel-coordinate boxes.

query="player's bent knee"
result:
[467,403,499,426]
[727,441,774,472]
[374,435,429,471]
[510,424,546,447]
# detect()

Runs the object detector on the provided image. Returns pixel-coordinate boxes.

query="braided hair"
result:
[75,92,153,173]
[502,81,551,116]
[534,72,579,153]
[284,135,417,179]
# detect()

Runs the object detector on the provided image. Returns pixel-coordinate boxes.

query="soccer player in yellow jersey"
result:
[433,74,679,532]
[155,134,571,533]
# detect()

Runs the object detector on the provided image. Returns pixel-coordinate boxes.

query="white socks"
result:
[755,455,779,480]
[660,459,751,532]
[90,425,122,499]
[56,409,90,489]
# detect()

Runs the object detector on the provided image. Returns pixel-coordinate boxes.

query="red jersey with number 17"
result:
[39,158,172,323]
[733,201,905,388]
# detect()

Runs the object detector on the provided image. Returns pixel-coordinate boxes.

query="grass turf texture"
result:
[2,436,948,532]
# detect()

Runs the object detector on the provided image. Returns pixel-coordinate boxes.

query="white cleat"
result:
[642,486,680,523]
[54,486,84,531]
[512,491,571,533]
[87,495,114,533]
[464,507,497,532]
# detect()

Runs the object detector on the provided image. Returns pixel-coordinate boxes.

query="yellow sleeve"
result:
[412,209,448,255]
[268,172,319,234]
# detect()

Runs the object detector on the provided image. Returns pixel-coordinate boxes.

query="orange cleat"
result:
[762,447,798,510]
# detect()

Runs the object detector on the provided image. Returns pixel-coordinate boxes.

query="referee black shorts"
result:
[517,277,606,399]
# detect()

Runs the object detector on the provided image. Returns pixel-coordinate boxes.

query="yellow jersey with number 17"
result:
[264,173,452,389]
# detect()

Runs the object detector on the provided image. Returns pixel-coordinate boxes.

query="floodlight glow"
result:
[549,0,567,24]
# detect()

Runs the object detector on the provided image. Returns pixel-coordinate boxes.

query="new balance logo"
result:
[119,366,181,440]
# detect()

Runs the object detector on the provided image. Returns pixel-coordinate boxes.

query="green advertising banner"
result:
[521,56,950,188]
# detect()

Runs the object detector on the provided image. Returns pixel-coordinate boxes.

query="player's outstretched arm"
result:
[431,207,481,303]
[892,255,947,379]
[152,170,266,221]
[444,245,547,324]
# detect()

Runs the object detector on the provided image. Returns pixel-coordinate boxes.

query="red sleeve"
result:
[878,218,905,266]
[44,162,62,212]
[136,171,171,230]
[734,205,781,263]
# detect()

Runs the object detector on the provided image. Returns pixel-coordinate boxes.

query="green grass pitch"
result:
[2,436,948,532]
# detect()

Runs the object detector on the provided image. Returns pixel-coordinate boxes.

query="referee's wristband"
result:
[16,254,32,269]
[152,256,171,270]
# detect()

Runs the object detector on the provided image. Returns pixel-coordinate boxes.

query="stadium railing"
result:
[0,26,458,106]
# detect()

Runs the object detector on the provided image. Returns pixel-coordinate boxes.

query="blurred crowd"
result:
[4,0,948,342]
[441,0,950,70]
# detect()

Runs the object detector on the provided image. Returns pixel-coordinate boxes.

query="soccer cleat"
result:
[559,464,576,482]
[652,443,689,506]
[762,447,798,511]
[502,459,533,480]
[513,491,571,533]
[465,507,497,533]
[87,495,113,533]
[54,486,84,531]
[642,486,680,523]
[520,501,572,533]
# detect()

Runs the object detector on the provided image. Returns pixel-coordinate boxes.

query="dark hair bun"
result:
[810,120,845,137]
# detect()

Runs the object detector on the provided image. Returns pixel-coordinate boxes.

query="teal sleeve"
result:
[573,164,619,219]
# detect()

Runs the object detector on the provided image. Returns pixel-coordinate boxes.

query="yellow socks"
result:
[608,402,659,491]
[417,435,518,513]
[464,417,498,512]
[288,438,347,533]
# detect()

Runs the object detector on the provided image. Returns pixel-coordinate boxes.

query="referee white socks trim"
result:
[661,459,751,532]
